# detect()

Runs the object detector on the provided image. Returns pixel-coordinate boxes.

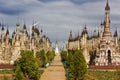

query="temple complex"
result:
[0,21,52,64]
[68,0,120,66]
[95,0,120,66]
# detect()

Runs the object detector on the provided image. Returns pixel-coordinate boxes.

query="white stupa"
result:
[55,41,59,55]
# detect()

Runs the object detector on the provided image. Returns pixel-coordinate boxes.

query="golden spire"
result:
[105,0,110,10]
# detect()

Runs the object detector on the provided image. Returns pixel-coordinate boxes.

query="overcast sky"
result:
[0,0,120,48]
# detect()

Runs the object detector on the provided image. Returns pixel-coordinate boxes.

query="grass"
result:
[2,76,10,80]
[0,70,13,80]
[85,70,120,80]
[0,69,44,80]
[0,70,13,74]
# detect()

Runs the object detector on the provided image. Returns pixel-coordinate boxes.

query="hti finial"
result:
[105,0,110,10]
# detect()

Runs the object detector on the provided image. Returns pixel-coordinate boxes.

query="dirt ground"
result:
[40,55,66,80]
[0,74,13,80]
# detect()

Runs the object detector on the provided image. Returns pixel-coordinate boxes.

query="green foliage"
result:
[36,50,47,67]
[65,50,87,80]
[0,70,13,74]
[73,50,87,80]
[46,50,55,63]
[61,50,68,62]
[116,69,120,79]
[14,63,24,80]
[85,70,120,80]
[65,54,74,80]
[13,50,40,80]
[36,50,55,67]
[3,76,9,80]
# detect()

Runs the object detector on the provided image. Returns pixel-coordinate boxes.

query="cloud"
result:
[0,0,120,48]
[0,9,25,15]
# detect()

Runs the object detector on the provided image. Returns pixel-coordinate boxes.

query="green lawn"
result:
[0,70,44,80]
[0,70,13,74]
[85,70,120,80]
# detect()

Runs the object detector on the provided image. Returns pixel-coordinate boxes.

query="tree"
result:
[66,50,87,80]
[73,50,87,80]
[13,50,40,80]
[36,50,48,67]
[66,53,75,80]
[46,50,55,63]
[14,62,24,80]
[61,50,68,62]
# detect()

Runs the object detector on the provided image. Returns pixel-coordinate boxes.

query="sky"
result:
[0,0,120,48]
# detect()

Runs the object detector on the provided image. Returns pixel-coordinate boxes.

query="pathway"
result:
[40,55,66,80]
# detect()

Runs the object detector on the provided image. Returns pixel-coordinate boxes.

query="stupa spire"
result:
[105,0,110,11]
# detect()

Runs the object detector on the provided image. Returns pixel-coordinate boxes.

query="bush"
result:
[61,50,68,62]
[46,50,55,63]
[13,50,40,80]
[73,50,87,80]
[65,50,87,80]
[36,50,55,67]
[36,50,48,67]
